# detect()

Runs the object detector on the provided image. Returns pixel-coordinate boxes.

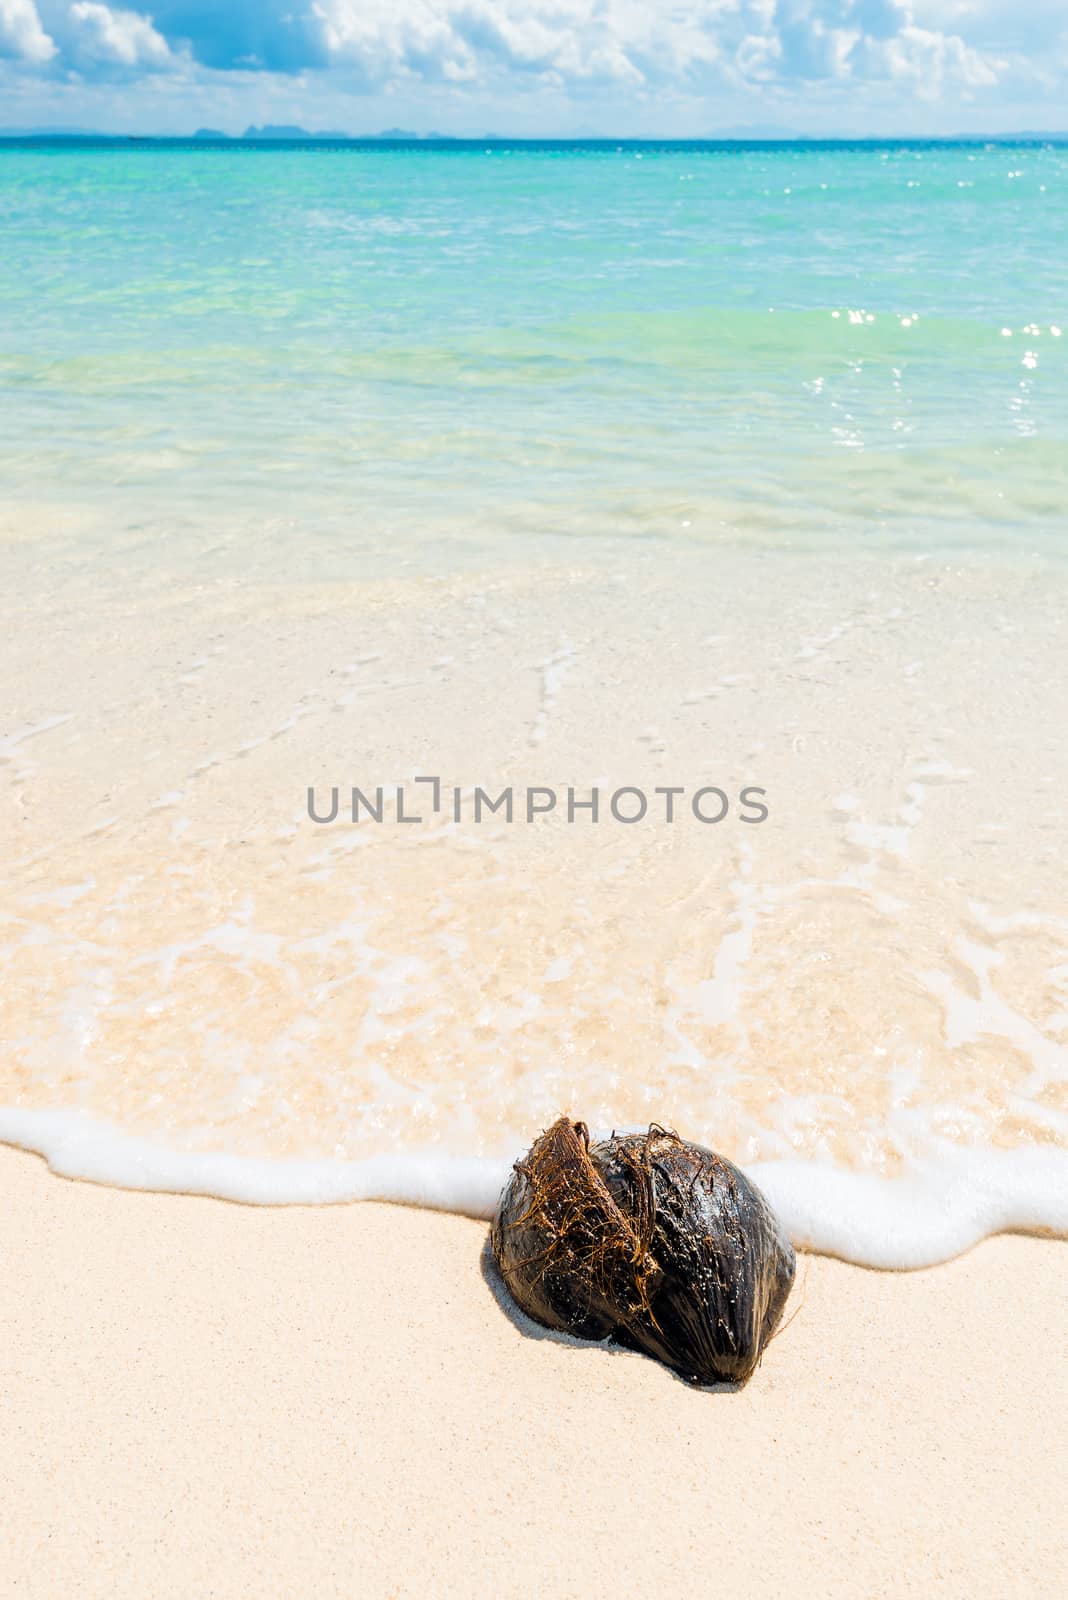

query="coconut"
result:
[491,1117,795,1386]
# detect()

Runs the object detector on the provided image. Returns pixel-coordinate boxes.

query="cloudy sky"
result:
[0,2,1063,135]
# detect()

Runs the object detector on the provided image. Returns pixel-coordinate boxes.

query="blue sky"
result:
[0,2,1063,135]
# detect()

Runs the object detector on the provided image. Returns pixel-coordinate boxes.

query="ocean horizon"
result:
[4,131,1068,146]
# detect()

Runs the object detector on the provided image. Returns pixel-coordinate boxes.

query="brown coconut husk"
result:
[491,1117,796,1386]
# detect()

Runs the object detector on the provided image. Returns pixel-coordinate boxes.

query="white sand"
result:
[2,1145,1064,1598]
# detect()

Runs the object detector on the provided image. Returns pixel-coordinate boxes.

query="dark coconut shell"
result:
[491,1117,796,1386]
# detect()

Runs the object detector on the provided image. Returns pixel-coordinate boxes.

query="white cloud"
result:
[5,0,1060,128]
[866,22,1000,91]
[0,0,55,62]
[309,1,1002,94]
[69,3,175,67]
[312,2,724,88]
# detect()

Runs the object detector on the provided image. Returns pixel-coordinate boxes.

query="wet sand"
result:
[5,543,1067,1210]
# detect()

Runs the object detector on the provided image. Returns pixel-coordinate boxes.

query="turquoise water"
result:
[1,140,1066,559]
[3,142,1068,1256]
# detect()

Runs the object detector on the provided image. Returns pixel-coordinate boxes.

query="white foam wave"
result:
[3,1106,1067,1269]
[748,1148,1068,1269]
[0,1107,508,1217]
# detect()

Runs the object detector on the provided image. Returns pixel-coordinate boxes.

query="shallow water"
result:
[3,140,1066,557]
[1,142,1066,1263]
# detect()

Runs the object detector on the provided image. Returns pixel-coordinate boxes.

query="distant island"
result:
[189,126,433,141]
[194,126,340,140]
[240,125,354,141]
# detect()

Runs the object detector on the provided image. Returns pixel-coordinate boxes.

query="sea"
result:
[1,138,1066,1265]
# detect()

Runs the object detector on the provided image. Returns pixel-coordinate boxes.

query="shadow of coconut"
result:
[479,1232,743,1395]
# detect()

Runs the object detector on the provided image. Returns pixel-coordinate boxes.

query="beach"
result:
[3,1141,1065,1598]
[3,529,1067,1257]
[1,139,1066,1594]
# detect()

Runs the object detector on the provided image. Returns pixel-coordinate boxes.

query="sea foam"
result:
[2,1105,1066,1270]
